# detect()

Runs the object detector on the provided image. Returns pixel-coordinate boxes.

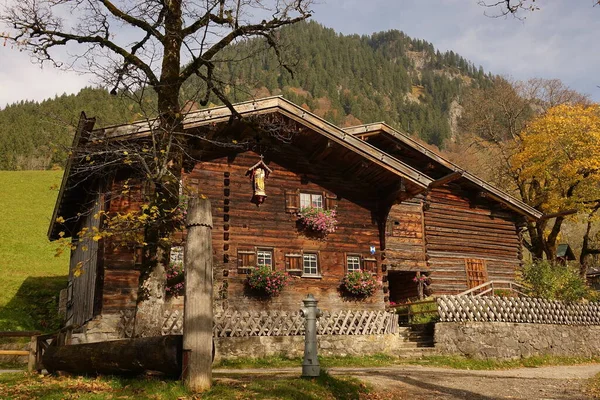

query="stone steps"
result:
[395,323,436,351]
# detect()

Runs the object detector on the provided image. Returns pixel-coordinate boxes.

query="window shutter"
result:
[247,252,256,267]
[325,194,337,210]
[285,189,299,213]
[238,250,256,268]
[285,253,302,276]
[363,258,377,273]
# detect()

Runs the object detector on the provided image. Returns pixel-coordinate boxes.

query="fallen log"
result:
[42,335,182,377]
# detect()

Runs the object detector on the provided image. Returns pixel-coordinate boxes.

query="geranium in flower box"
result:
[341,271,378,297]
[297,206,337,235]
[246,266,289,297]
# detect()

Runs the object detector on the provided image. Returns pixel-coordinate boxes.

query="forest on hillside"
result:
[0,21,492,171]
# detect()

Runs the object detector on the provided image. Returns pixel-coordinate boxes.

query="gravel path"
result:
[215,364,600,399]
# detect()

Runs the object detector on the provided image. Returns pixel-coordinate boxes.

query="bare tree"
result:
[477,0,539,18]
[478,0,600,18]
[1,0,312,334]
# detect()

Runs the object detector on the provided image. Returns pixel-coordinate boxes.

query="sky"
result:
[0,0,599,108]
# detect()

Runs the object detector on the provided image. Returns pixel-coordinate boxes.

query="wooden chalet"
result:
[48,97,542,332]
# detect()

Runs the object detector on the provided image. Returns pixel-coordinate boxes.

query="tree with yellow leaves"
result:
[512,104,600,268]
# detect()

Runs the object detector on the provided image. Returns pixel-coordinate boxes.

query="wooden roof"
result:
[343,122,543,220]
[49,97,544,240]
[49,97,435,239]
[48,112,97,240]
[556,244,576,260]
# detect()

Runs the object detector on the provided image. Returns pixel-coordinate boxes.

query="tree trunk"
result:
[43,336,182,377]
[134,0,185,336]
[183,198,213,392]
[580,205,600,277]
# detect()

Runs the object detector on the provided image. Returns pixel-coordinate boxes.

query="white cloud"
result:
[0,47,93,109]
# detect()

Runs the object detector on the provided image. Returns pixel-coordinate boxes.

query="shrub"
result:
[392,297,439,325]
[341,271,378,297]
[297,207,337,234]
[519,260,596,302]
[247,266,289,296]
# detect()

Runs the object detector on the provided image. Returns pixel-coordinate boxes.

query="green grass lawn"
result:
[215,353,600,371]
[0,170,69,331]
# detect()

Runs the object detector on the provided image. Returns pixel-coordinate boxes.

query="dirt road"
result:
[215,364,600,399]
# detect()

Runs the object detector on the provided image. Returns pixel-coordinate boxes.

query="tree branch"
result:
[180,13,310,81]
[99,0,164,41]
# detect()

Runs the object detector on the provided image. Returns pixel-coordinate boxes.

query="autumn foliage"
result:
[513,104,600,215]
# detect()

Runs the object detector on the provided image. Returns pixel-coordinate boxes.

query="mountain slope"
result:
[0,21,493,170]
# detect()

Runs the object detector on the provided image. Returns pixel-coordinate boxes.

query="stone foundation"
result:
[70,314,125,344]
[435,322,600,359]
[213,333,406,362]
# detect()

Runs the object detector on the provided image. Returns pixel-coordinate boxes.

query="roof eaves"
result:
[48,112,97,240]
[98,97,434,189]
[344,123,543,220]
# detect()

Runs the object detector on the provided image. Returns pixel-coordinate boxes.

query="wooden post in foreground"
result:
[27,335,37,372]
[183,197,213,392]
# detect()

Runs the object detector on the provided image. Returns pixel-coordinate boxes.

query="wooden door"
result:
[465,258,487,288]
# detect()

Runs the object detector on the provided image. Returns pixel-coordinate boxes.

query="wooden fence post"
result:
[27,336,36,372]
[183,197,213,392]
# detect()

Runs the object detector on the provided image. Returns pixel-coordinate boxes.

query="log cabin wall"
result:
[423,185,522,294]
[184,151,386,312]
[100,180,143,314]
[386,200,427,272]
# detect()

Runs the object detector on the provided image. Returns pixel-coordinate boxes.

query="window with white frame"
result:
[346,255,361,272]
[300,193,323,209]
[303,253,319,276]
[257,249,273,269]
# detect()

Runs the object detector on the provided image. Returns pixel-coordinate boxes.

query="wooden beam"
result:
[42,336,182,376]
[0,350,29,356]
[540,209,578,220]
[0,331,41,338]
[428,171,463,189]
[308,139,333,163]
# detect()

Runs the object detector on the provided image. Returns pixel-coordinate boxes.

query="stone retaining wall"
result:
[435,322,600,359]
[213,333,406,362]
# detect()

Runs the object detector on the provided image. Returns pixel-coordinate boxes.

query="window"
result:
[303,253,319,276]
[238,247,274,273]
[300,193,323,209]
[257,249,273,268]
[285,190,336,213]
[346,255,361,272]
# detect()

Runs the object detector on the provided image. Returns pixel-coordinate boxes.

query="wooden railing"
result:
[0,326,77,372]
[458,280,529,298]
[0,331,40,372]
[390,299,439,324]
